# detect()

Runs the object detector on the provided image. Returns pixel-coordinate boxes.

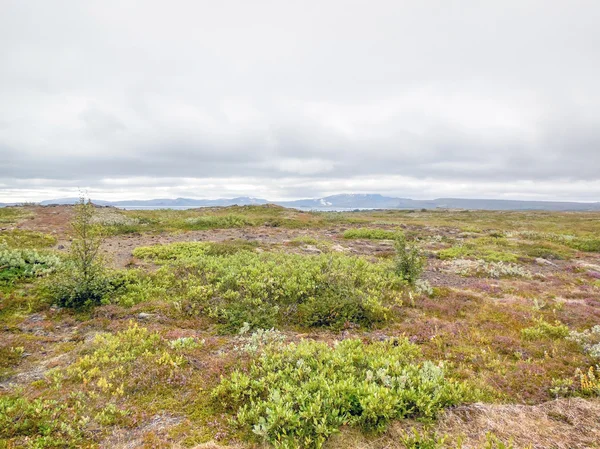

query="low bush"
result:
[568,325,600,358]
[576,365,600,396]
[0,207,31,224]
[447,259,533,279]
[55,323,189,398]
[181,214,251,230]
[0,230,57,248]
[213,338,479,448]
[132,240,257,261]
[0,244,61,286]
[521,318,569,341]
[120,250,403,331]
[343,228,403,240]
[0,395,89,448]
[437,246,518,263]
[566,238,600,252]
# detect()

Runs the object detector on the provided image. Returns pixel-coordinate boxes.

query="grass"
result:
[2,205,600,448]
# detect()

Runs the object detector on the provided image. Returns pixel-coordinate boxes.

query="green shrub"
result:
[60,323,187,397]
[0,244,61,286]
[0,230,57,248]
[181,214,251,230]
[213,338,478,448]
[343,228,403,240]
[437,246,518,263]
[521,242,573,260]
[394,235,424,285]
[132,240,257,261]
[0,207,31,224]
[566,238,600,252]
[0,395,88,448]
[117,250,404,331]
[521,318,569,340]
[46,198,110,308]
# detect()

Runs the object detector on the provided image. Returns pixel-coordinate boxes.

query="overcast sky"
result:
[1,0,599,202]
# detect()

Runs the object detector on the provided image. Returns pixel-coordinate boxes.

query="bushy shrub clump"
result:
[568,325,600,358]
[120,248,405,331]
[521,318,569,340]
[132,240,256,261]
[568,238,600,252]
[214,338,478,448]
[394,235,424,285]
[343,228,403,240]
[46,198,111,308]
[0,230,57,248]
[576,365,600,396]
[446,259,533,279]
[0,243,61,285]
[0,395,89,448]
[182,214,251,230]
[437,246,518,263]
[57,323,189,397]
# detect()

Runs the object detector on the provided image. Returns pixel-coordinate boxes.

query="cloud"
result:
[1,0,599,202]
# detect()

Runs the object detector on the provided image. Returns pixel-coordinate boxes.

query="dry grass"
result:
[328,398,600,449]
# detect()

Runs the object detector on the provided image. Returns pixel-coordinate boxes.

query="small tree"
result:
[394,234,424,285]
[49,196,111,308]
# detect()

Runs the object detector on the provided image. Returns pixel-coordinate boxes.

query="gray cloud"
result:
[1,0,599,202]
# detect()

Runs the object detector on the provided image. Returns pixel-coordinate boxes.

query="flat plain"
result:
[2,205,600,448]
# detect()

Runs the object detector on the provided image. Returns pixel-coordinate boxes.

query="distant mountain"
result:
[277,194,437,209]
[39,197,268,207]
[14,194,600,211]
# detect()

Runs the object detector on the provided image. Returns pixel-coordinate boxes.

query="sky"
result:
[1,0,599,202]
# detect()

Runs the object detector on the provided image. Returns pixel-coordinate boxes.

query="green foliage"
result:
[214,338,478,449]
[0,230,57,249]
[122,250,403,331]
[0,395,89,448]
[394,235,424,285]
[46,198,110,308]
[0,207,31,224]
[568,325,600,358]
[182,214,251,230]
[132,240,257,261]
[400,428,448,449]
[437,246,518,263]
[566,237,600,252]
[343,228,403,240]
[576,365,600,396]
[53,323,189,398]
[521,318,569,341]
[0,244,61,286]
[521,242,573,260]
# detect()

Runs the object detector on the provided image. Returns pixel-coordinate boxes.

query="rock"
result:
[302,245,322,254]
[137,312,156,320]
[331,244,348,252]
[535,257,558,267]
[27,313,46,323]
[57,244,65,250]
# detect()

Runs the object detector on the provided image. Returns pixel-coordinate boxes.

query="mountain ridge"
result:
[19,194,600,211]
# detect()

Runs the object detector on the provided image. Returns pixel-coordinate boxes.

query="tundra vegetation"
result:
[1,203,600,448]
